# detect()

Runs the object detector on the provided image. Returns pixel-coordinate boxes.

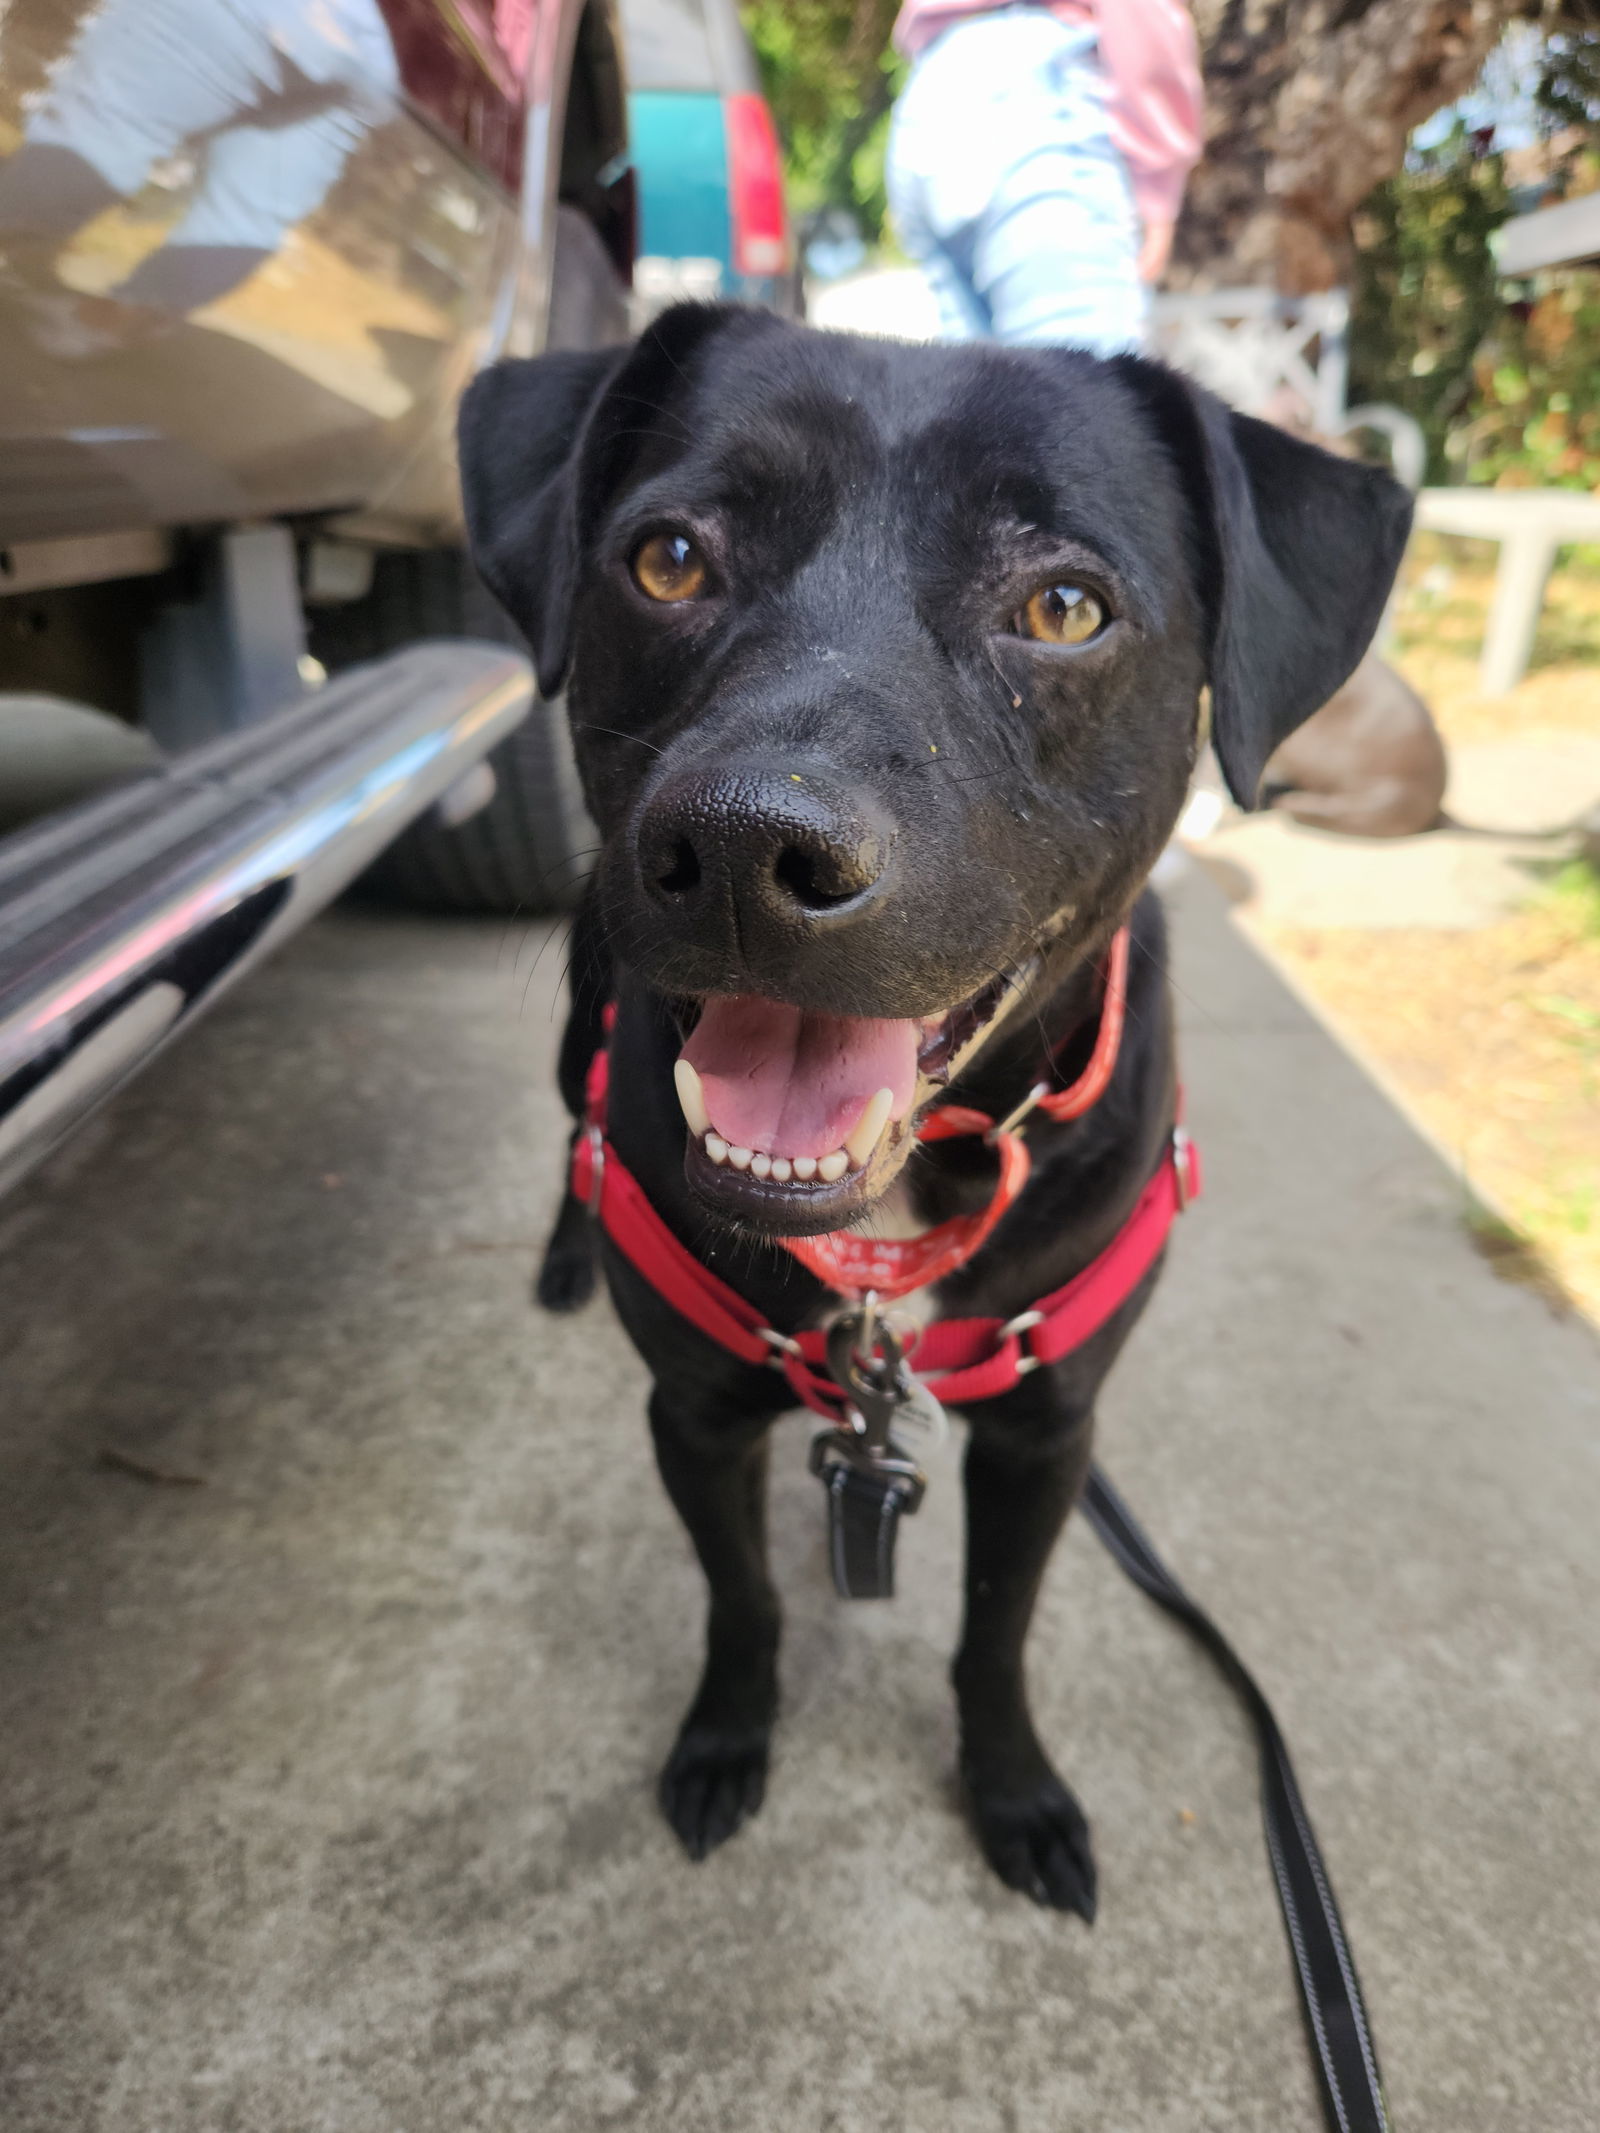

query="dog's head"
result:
[460,307,1410,1233]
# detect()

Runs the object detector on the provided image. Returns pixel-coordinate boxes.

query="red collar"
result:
[570,925,1198,1415]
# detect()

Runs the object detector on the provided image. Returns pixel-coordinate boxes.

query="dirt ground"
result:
[1251,534,1600,1320]
[1392,534,1600,747]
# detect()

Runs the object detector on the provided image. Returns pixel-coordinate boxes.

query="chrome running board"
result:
[0,640,531,1197]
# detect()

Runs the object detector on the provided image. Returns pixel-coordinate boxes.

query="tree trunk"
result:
[1176,0,1523,291]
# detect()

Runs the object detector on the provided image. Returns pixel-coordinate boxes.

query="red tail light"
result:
[724,93,790,279]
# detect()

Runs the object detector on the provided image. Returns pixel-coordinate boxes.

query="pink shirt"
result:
[893,1,1203,228]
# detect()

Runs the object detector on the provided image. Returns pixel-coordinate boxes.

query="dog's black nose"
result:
[637,760,894,933]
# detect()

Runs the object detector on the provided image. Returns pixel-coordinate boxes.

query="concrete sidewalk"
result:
[1,869,1596,2132]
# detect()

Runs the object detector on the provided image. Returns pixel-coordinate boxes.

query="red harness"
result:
[570,925,1200,1420]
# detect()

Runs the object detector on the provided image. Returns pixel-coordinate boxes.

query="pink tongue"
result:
[681,995,920,1160]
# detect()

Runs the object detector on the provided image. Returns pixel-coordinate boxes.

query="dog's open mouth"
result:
[669,969,1025,1228]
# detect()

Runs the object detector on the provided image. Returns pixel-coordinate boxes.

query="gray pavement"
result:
[2,867,1597,2132]
[1181,733,1600,932]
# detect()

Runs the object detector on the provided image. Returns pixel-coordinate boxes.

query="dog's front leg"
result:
[955,1388,1097,1917]
[535,888,612,1314]
[649,1389,781,1861]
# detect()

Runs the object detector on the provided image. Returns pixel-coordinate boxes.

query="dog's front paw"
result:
[658,1723,770,1861]
[965,1767,1097,1919]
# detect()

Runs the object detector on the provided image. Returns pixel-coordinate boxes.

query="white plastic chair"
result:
[1149,288,1426,490]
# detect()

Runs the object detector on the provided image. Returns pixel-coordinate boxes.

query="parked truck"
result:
[0,0,635,1197]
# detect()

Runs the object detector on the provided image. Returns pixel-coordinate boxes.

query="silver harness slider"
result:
[582,1123,605,1213]
[1172,1123,1195,1210]
[986,1080,1051,1144]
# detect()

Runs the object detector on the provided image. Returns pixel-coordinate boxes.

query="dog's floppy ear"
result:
[457,346,625,697]
[1113,358,1414,807]
[458,304,766,697]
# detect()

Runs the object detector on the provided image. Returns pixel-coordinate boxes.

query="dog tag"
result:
[889,1371,948,1452]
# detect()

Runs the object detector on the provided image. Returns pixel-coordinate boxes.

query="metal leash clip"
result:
[808,1293,934,1600]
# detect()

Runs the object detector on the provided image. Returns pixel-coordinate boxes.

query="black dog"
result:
[459,306,1410,1914]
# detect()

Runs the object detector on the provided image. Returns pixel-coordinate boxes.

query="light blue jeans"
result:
[886,7,1146,354]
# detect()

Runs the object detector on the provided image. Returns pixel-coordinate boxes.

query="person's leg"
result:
[891,212,992,343]
[885,18,1017,343]
[970,27,1145,353]
[888,11,1145,357]
[973,138,1146,354]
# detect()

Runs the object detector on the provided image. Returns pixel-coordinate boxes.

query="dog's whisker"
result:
[573,723,665,756]
[514,911,581,1004]
[1125,920,1226,1034]
[496,912,534,974]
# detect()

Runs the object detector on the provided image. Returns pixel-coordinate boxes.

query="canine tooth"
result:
[705,1134,728,1164]
[673,1059,710,1138]
[728,1146,753,1170]
[818,1150,848,1183]
[792,1156,817,1181]
[750,1152,772,1180]
[770,1157,792,1183]
[844,1086,894,1170]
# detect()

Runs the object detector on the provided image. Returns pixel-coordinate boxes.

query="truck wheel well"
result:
[559,1,633,290]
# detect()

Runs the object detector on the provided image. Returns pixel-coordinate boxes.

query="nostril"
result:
[640,764,895,929]
[657,837,701,896]
[773,842,870,912]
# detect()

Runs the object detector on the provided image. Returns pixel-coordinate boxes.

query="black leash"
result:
[1082,1465,1391,2133]
[813,1439,1391,2130]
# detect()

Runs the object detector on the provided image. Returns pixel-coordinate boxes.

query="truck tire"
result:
[308,207,626,914]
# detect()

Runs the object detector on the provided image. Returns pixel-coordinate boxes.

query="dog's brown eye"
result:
[632,532,707,603]
[1016,583,1105,645]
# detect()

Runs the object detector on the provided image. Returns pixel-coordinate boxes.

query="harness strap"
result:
[1015,929,1126,1143]
[574,1126,773,1370]
[572,1125,1199,1414]
[901,1135,1198,1403]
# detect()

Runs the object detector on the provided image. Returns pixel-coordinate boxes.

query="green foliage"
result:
[1350,34,1600,492]
[1463,273,1600,490]
[738,1,906,237]
[1536,20,1600,135]
[1542,857,1600,943]
[1349,125,1515,482]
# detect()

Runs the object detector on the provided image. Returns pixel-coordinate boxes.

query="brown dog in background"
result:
[1260,649,1447,836]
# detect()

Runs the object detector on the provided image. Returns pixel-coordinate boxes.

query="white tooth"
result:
[673,1059,710,1138]
[818,1150,848,1183]
[770,1157,792,1183]
[792,1156,817,1181]
[705,1135,728,1164]
[728,1146,753,1171]
[844,1086,894,1170]
[750,1152,772,1180]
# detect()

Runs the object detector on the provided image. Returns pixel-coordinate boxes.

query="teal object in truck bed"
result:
[632,89,733,270]
[618,0,795,314]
